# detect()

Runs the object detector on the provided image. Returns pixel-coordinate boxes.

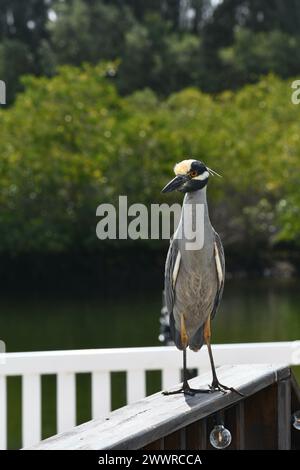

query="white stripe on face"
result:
[193,170,209,181]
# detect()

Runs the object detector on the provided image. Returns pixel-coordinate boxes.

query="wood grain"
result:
[25,364,290,450]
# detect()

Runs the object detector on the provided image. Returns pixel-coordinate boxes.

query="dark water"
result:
[1,279,299,448]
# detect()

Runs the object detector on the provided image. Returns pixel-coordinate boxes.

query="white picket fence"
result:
[0,341,300,449]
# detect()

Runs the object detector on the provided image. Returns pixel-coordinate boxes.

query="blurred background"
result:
[0,0,300,447]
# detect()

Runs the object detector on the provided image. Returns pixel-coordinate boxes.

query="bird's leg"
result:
[163,314,189,395]
[207,342,243,396]
[204,316,244,397]
[162,348,210,396]
[163,315,210,396]
[182,346,190,390]
[162,348,191,395]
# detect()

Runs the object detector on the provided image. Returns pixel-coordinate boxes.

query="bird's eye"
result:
[190,170,198,178]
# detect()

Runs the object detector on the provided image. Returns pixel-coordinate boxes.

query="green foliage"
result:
[0,63,123,252]
[48,0,135,66]
[2,1,300,101]
[0,65,299,258]
[0,40,34,103]
[118,14,203,95]
[220,29,300,86]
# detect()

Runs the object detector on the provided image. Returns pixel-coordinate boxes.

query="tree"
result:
[200,0,300,91]
[0,65,299,262]
[220,29,300,87]
[119,13,203,95]
[0,39,34,103]
[48,0,135,66]
[0,0,50,60]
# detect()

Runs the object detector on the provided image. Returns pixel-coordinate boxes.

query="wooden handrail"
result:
[26,364,300,450]
[2,342,299,449]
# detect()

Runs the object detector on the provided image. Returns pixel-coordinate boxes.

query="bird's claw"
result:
[163,383,211,396]
[162,388,189,396]
[209,381,244,397]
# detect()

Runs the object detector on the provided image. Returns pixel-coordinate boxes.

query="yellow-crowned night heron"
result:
[162,159,241,396]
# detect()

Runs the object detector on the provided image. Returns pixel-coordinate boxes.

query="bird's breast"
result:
[173,249,218,336]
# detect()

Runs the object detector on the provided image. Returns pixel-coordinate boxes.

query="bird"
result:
[161,158,241,396]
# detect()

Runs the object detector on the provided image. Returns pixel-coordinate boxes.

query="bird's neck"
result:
[181,186,212,236]
[184,187,208,206]
[183,187,210,222]
[174,186,213,252]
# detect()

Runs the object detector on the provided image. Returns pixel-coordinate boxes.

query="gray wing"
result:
[164,236,179,315]
[164,237,183,348]
[211,230,225,320]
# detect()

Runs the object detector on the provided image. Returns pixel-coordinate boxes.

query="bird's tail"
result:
[170,313,205,352]
[169,312,184,350]
[188,325,205,352]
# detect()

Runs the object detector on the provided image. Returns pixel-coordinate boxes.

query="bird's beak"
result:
[161,174,189,193]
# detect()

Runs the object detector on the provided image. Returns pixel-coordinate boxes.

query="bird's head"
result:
[162,159,221,194]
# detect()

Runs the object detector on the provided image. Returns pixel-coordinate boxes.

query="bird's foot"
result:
[162,381,210,397]
[209,380,244,397]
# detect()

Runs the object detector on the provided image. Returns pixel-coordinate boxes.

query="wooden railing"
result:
[27,364,300,450]
[1,341,300,449]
